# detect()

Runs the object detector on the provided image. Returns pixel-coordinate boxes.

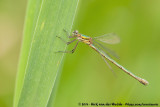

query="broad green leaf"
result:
[14,0,79,106]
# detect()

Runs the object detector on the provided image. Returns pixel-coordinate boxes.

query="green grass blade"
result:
[14,0,79,106]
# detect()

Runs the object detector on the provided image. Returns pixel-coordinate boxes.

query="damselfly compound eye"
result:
[73,30,78,35]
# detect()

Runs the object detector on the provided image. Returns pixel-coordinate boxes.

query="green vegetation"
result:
[0,0,160,107]
[14,0,79,106]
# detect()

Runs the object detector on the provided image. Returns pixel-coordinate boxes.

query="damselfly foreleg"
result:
[63,29,76,38]
[56,41,79,53]
[56,36,77,45]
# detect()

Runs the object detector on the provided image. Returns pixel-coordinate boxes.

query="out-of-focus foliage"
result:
[0,0,160,107]
[0,0,27,107]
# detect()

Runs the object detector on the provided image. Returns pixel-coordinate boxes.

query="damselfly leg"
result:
[56,30,79,53]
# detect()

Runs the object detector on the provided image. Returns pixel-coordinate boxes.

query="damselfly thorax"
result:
[77,34,93,45]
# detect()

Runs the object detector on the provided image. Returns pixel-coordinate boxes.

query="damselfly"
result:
[57,30,149,85]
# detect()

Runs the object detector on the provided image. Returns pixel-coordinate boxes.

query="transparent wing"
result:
[100,55,117,77]
[93,40,119,59]
[93,33,120,44]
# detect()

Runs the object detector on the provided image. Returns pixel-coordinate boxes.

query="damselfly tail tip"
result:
[139,78,149,86]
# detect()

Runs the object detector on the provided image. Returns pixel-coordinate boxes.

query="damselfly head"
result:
[72,30,79,36]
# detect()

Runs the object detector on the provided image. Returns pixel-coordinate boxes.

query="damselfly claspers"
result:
[57,30,149,85]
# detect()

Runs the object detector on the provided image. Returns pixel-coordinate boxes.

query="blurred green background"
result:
[1,0,160,107]
[0,0,27,107]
